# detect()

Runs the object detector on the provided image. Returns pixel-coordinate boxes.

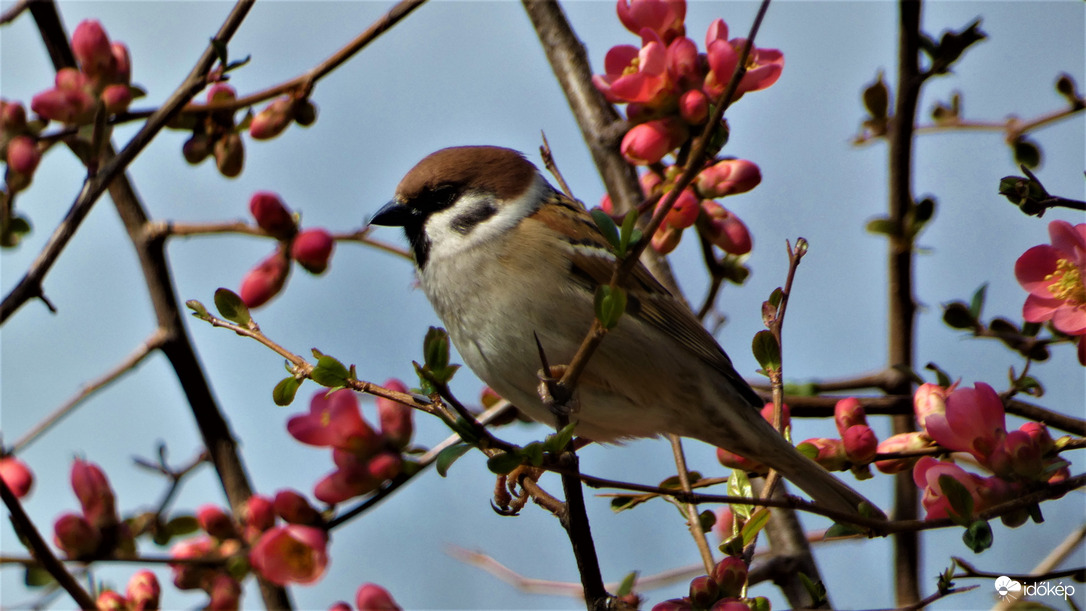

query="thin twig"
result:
[668,434,716,575]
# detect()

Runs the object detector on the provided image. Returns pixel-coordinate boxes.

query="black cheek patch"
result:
[450,202,498,234]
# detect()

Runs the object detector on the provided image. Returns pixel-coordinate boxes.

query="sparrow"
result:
[371,145,878,518]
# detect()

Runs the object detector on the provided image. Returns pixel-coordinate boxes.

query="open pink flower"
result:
[923,382,1006,462]
[703,19,783,101]
[1015,220,1086,339]
[288,390,379,453]
[616,0,686,43]
[250,525,329,585]
[913,457,1011,520]
[593,30,673,106]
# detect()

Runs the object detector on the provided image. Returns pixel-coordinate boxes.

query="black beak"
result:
[369,200,413,227]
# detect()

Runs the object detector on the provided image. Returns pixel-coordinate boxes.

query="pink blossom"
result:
[6,135,40,176]
[287,389,378,453]
[666,36,701,89]
[703,19,783,101]
[650,223,683,255]
[250,525,329,585]
[291,228,335,274]
[377,379,414,449]
[620,117,687,165]
[913,382,956,429]
[711,556,747,598]
[657,187,699,229]
[356,583,403,611]
[677,89,708,124]
[616,0,686,43]
[695,159,761,198]
[913,456,1010,520]
[1015,220,1086,336]
[833,397,866,436]
[923,382,1006,461]
[593,30,673,106]
[274,489,322,526]
[314,450,402,504]
[239,248,290,308]
[207,575,242,611]
[53,513,101,558]
[701,201,751,255]
[249,191,296,239]
[72,20,114,79]
[196,504,238,540]
[0,456,34,498]
[842,425,878,464]
[168,535,218,590]
[71,458,117,528]
[874,431,932,474]
[126,570,161,611]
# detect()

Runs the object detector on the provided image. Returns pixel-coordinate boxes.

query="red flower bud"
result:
[274,489,323,526]
[207,575,242,610]
[196,504,238,540]
[688,575,719,608]
[72,20,114,78]
[678,89,709,125]
[111,42,131,84]
[214,132,245,177]
[96,589,127,611]
[0,99,28,133]
[377,379,414,449]
[242,494,277,534]
[701,201,751,255]
[658,188,699,229]
[366,452,403,481]
[711,556,747,598]
[182,134,211,164]
[621,118,687,165]
[650,223,683,255]
[100,84,132,113]
[239,248,290,308]
[759,402,790,431]
[249,97,294,140]
[126,570,161,611]
[53,513,101,559]
[0,456,33,498]
[797,437,848,471]
[249,191,296,239]
[356,583,403,611]
[290,228,335,274]
[71,458,117,528]
[913,382,952,430]
[843,424,878,464]
[715,446,766,474]
[710,599,752,611]
[695,159,761,198]
[874,431,932,474]
[833,397,866,436]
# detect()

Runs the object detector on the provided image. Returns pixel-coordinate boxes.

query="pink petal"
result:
[1015,245,1060,296]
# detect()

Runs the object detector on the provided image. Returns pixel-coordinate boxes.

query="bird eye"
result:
[417,184,459,214]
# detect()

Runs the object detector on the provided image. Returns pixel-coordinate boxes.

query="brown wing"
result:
[531,191,763,408]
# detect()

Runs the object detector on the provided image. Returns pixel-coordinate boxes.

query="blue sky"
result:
[2,1,1084,609]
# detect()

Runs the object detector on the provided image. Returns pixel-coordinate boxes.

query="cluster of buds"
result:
[794,398,879,479]
[653,555,766,611]
[0,454,34,498]
[169,488,330,602]
[1,100,42,193]
[182,84,246,177]
[715,403,789,474]
[249,94,318,141]
[287,384,415,505]
[328,583,403,611]
[30,19,135,128]
[593,0,780,256]
[238,191,335,308]
[53,459,135,560]
[95,570,160,611]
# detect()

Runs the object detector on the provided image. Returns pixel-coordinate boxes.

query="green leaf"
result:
[522,442,544,467]
[594,285,627,329]
[727,470,754,520]
[962,519,993,553]
[24,565,54,587]
[798,573,828,607]
[968,284,988,319]
[543,422,578,454]
[938,473,975,524]
[824,521,865,539]
[615,571,639,597]
[751,330,781,372]
[273,376,301,406]
[213,288,251,325]
[865,217,899,237]
[186,299,210,319]
[486,451,523,475]
[210,37,230,67]
[796,442,818,461]
[311,355,349,387]
[739,507,770,547]
[423,327,450,370]
[435,443,472,477]
[942,302,977,330]
[913,197,936,225]
[590,209,621,251]
[618,209,642,256]
[610,495,642,512]
[767,287,783,308]
[1015,375,1043,397]
[165,515,200,538]
[924,363,953,388]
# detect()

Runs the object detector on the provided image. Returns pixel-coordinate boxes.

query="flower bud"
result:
[4,136,40,191]
[689,575,720,608]
[913,382,950,430]
[0,99,28,133]
[650,223,683,255]
[290,228,335,274]
[206,83,237,103]
[126,569,161,611]
[695,159,761,198]
[366,452,403,481]
[874,431,932,473]
[30,85,95,125]
[96,589,127,610]
[621,118,688,165]
[987,430,1043,479]
[213,132,245,177]
[658,188,699,229]
[356,583,402,611]
[100,84,132,113]
[716,447,766,474]
[1019,421,1054,455]
[701,201,751,255]
[274,489,323,526]
[797,437,848,471]
[196,504,238,540]
[712,507,735,541]
[182,133,211,164]
[71,458,117,528]
[241,494,277,534]
[168,536,215,590]
[759,402,790,432]
[239,249,290,308]
[249,97,294,140]
[0,456,34,498]
[111,42,131,84]
[843,424,878,464]
[207,575,242,610]
[249,191,296,239]
[54,513,101,559]
[678,89,709,125]
[667,37,701,89]
[834,397,866,436]
[711,556,747,598]
[72,20,114,79]
[377,379,414,449]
